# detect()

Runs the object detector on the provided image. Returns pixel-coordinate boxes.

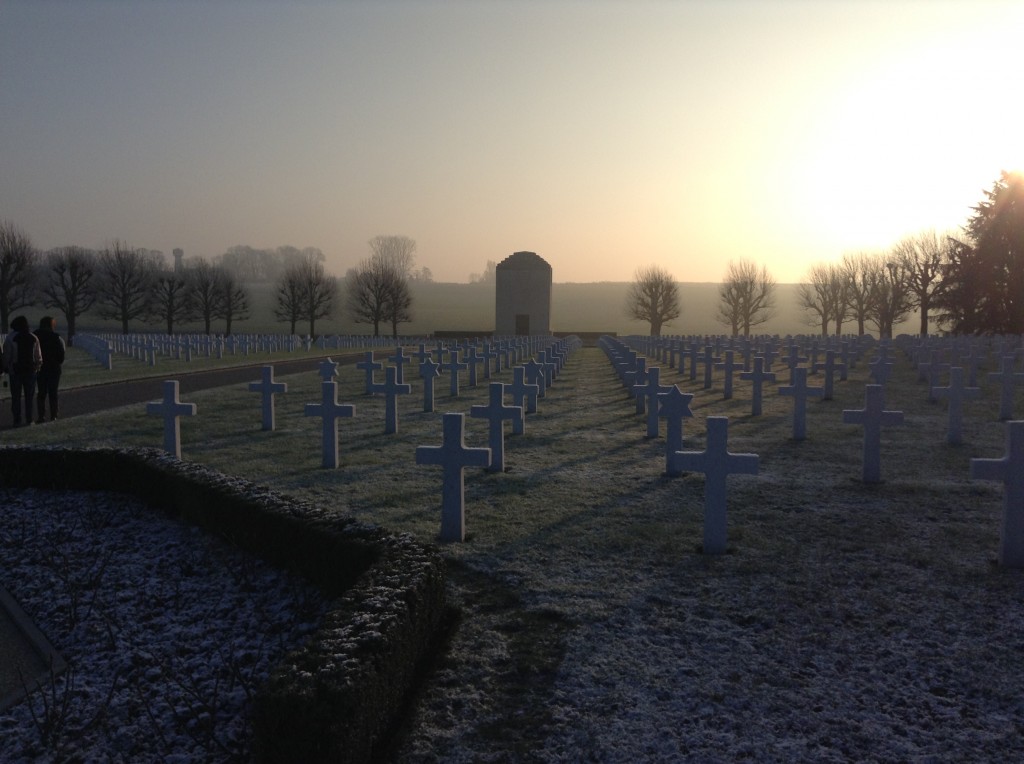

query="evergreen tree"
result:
[938,171,1024,333]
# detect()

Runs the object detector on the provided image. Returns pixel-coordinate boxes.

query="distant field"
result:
[44,281,920,339]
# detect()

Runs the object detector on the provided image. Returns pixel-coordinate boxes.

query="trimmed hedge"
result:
[0,446,449,763]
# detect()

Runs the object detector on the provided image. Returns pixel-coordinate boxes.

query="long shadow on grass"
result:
[391,558,577,760]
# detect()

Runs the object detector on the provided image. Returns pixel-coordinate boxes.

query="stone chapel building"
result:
[494,251,552,336]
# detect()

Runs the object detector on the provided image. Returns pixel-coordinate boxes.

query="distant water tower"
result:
[173,248,184,272]
[494,251,552,336]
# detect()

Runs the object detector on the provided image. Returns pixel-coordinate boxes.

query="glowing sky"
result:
[2,1,1021,283]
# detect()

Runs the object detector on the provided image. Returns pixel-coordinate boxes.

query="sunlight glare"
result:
[797,11,1024,256]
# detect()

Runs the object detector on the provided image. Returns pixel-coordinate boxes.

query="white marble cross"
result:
[971,420,1024,568]
[739,356,776,416]
[537,350,557,386]
[304,381,356,468]
[447,349,468,397]
[633,366,673,438]
[812,349,846,400]
[932,366,981,445]
[701,345,719,390]
[778,366,825,440]
[356,352,382,394]
[470,382,523,472]
[388,346,411,384]
[145,380,197,459]
[714,350,741,400]
[248,365,288,431]
[868,347,895,386]
[507,365,540,431]
[522,359,548,398]
[465,345,483,387]
[369,365,412,434]
[987,356,1024,421]
[782,343,808,383]
[842,384,904,483]
[419,358,441,413]
[674,416,758,554]
[480,342,497,380]
[625,358,648,415]
[416,412,491,542]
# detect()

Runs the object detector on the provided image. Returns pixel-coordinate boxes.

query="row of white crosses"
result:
[602,336,759,555]
[288,337,562,469]
[90,331,316,367]
[625,331,1024,446]
[607,332,1024,567]
[630,333,870,393]
[607,334,909,484]
[77,331,444,370]
[417,337,581,542]
[144,337,581,542]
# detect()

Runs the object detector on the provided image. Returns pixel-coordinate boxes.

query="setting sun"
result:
[791,4,1024,269]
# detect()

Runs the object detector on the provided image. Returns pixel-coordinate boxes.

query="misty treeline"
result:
[0,231,437,340]
[630,171,1024,339]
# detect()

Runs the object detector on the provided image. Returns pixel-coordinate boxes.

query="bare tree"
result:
[866,254,914,339]
[274,268,303,335]
[275,254,336,337]
[469,260,497,284]
[41,246,96,342]
[893,229,950,336]
[386,276,413,338]
[215,270,249,335]
[186,258,223,334]
[797,263,849,336]
[95,241,156,334]
[148,269,194,334]
[348,258,406,337]
[625,265,681,337]
[409,265,433,283]
[347,236,415,337]
[219,245,273,282]
[841,253,875,336]
[369,235,416,276]
[0,220,38,332]
[716,259,776,337]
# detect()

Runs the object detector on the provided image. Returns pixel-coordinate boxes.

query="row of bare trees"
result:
[797,230,948,339]
[0,223,253,339]
[272,234,419,337]
[623,230,947,339]
[0,220,423,340]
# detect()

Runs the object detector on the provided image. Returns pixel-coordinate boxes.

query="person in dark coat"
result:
[35,316,66,423]
[2,315,42,427]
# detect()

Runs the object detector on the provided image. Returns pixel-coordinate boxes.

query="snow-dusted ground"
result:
[0,488,328,762]
[3,344,1024,762]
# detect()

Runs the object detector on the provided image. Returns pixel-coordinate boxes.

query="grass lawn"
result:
[4,339,1023,761]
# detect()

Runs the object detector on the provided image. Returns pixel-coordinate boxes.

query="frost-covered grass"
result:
[0,488,328,762]
[5,342,1024,760]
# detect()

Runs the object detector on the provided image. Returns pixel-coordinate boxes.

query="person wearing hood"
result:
[35,315,65,422]
[2,315,42,427]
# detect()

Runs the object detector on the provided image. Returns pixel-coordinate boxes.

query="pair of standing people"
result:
[2,316,65,426]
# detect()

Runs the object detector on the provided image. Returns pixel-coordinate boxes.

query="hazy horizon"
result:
[3,1,1021,284]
